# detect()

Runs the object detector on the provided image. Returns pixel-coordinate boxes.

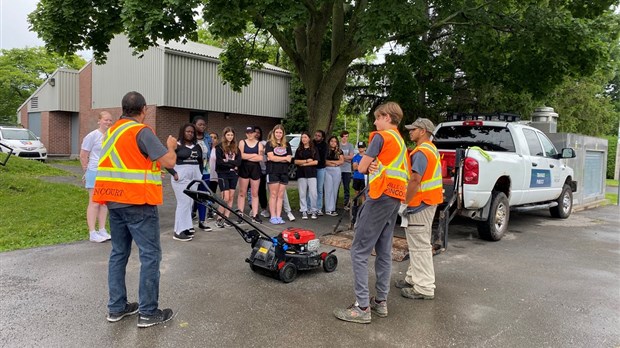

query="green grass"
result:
[606,179,618,187]
[0,156,88,252]
[48,158,81,166]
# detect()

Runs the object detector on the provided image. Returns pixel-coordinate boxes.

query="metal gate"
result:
[583,151,604,198]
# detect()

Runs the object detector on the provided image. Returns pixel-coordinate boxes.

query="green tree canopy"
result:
[28,0,619,134]
[0,47,85,124]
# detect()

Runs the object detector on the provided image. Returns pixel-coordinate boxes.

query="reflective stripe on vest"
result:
[368,129,410,200]
[417,143,442,192]
[96,168,162,185]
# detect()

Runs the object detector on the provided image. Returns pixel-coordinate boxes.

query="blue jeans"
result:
[197,173,211,221]
[309,168,326,211]
[108,205,161,315]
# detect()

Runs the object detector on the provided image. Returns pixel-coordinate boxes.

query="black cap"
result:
[357,141,366,148]
[245,126,255,133]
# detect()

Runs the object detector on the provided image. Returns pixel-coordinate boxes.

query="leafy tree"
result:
[0,47,85,124]
[28,0,618,134]
[346,1,619,129]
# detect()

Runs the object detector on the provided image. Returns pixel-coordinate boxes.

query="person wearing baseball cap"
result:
[351,141,367,205]
[396,117,443,301]
[404,118,435,133]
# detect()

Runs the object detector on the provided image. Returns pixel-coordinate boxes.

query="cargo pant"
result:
[404,205,438,296]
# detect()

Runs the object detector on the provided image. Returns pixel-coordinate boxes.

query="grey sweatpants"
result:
[350,194,400,307]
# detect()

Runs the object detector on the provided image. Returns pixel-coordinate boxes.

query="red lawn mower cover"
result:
[281,228,316,244]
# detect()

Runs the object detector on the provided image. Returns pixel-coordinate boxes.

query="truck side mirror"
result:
[560,148,576,159]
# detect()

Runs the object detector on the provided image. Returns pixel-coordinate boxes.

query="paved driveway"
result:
[1,168,619,347]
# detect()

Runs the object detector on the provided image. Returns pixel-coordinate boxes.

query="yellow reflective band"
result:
[96,169,162,183]
[100,121,143,161]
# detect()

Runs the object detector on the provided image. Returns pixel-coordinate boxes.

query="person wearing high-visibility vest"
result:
[396,118,443,300]
[333,102,409,324]
[93,91,178,328]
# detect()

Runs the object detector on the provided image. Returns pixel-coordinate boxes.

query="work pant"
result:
[404,205,438,296]
[350,195,400,307]
[324,166,341,212]
[108,205,161,315]
[298,177,317,213]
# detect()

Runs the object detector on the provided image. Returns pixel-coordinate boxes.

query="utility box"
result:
[530,106,558,134]
[547,133,608,207]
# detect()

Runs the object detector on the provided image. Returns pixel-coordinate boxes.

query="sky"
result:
[0,0,92,59]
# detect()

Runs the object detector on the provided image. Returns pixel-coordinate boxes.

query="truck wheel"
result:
[477,192,509,241]
[278,263,298,283]
[322,254,338,272]
[550,184,572,219]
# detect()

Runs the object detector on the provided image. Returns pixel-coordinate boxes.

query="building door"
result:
[71,112,80,156]
[28,112,42,137]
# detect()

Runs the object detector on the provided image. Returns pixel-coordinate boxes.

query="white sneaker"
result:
[260,209,270,218]
[89,231,107,243]
[286,211,296,221]
[98,229,112,240]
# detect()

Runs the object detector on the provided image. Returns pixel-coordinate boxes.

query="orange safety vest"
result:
[407,141,443,207]
[93,119,163,205]
[367,129,410,200]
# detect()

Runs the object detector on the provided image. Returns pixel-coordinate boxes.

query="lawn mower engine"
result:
[246,227,338,283]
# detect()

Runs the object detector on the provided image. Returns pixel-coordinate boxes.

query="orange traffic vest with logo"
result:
[367,129,409,200]
[407,141,443,207]
[93,119,163,205]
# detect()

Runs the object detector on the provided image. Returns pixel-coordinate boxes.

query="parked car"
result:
[0,126,47,161]
[286,134,301,179]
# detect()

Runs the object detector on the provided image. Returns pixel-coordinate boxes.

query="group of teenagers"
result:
[166,121,370,242]
[84,91,442,327]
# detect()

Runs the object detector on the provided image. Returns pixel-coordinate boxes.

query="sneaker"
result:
[401,288,434,300]
[137,308,174,328]
[216,219,225,228]
[235,210,244,224]
[311,212,317,220]
[287,211,296,221]
[278,217,287,224]
[326,211,339,216]
[301,212,308,220]
[223,220,233,228]
[251,215,262,224]
[317,210,324,216]
[107,302,139,322]
[199,221,212,231]
[269,217,279,225]
[98,229,112,240]
[89,231,107,243]
[395,279,413,289]
[186,228,196,236]
[260,209,270,218]
[333,303,371,324]
[207,209,215,220]
[173,231,193,241]
[369,297,388,318]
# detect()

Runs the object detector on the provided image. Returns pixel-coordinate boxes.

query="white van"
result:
[0,126,48,161]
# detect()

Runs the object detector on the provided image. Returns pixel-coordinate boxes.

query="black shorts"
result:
[352,178,366,191]
[217,172,238,191]
[267,173,289,185]
[238,161,261,180]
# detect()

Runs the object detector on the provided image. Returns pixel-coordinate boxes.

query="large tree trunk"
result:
[305,74,347,134]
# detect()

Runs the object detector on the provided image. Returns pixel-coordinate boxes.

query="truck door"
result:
[536,132,564,199]
[522,129,555,202]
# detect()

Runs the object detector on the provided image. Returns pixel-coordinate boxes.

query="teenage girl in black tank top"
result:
[238,127,265,222]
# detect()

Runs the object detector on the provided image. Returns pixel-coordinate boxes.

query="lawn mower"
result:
[183,180,338,283]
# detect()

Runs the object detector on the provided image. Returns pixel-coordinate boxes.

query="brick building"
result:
[17,35,291,156]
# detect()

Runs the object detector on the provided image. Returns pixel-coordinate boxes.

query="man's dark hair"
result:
[121,91,146,117]
[315,130,326,141]
[340,130,349,137]
[193,116,206,124]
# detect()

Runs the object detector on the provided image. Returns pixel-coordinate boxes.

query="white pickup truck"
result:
[433,115,577,242]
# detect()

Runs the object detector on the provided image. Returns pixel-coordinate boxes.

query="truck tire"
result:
[477,192,509,241]
[550,184,572,219]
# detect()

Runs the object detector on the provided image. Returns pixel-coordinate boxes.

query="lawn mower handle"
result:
[183,180,273,242]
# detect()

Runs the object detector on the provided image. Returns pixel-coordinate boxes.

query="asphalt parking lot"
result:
[1,170,618,347]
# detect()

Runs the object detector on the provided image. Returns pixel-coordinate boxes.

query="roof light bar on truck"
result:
[446,112,521,122]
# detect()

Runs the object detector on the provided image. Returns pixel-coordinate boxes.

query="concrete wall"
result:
[547,133,607,206]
